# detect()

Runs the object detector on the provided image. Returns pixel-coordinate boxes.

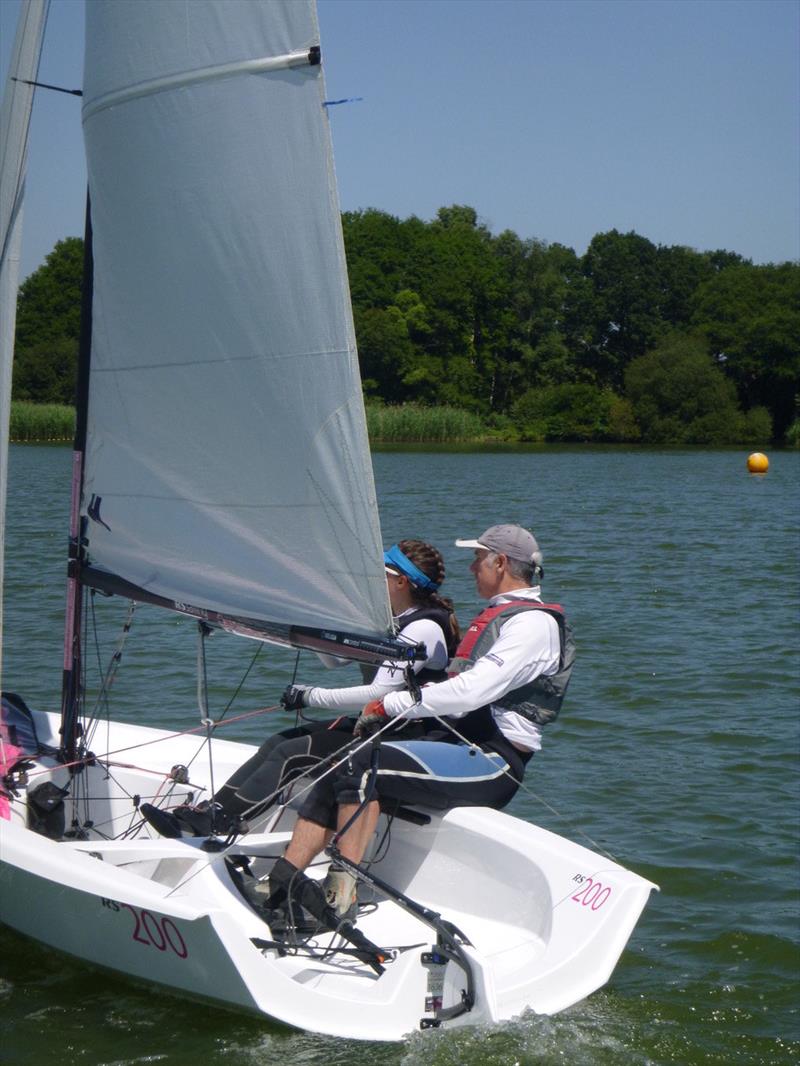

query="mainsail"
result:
[79,0,394,649]
[0,0,50,690]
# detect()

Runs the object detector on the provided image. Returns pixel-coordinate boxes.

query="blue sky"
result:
[1,0,798,279]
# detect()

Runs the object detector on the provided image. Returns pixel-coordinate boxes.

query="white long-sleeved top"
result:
[302,609,449,714]
[382,587,561,752]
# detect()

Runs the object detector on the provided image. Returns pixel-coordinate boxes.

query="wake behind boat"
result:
[0,0,656,1041]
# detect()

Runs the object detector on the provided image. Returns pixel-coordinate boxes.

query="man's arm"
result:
[383,611,559,721]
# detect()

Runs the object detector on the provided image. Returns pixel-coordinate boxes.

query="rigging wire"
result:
[239,708,622,864]
[412,711,623,864]
[215,640,264,723]
[56,599,623,871]
[83,593,136,750]
[20,589,639,990]
[16,702,282,781]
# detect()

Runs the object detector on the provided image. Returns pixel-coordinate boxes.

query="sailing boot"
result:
[140,803,183,838]
[263,856,349,929]
[264,857,385,973]
[241,856,320,935]
[241,856,292,913]
[322,864,358,922]
[174,801,247,838]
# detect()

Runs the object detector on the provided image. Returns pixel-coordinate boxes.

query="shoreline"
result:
[8,400,787,448]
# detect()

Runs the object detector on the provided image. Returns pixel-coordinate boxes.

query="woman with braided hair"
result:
[290,538,460,713]
[141,540,459,839]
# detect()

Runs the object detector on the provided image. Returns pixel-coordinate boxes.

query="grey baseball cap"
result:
[455,524,542,565]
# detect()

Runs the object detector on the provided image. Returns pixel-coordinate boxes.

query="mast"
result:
[0,0,50,695]
[60,197,92,764]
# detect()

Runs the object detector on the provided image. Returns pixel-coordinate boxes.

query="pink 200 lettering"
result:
[571,878,611,910]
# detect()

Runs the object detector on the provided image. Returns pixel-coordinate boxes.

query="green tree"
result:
[656,244,740,329]
[345,206,509,410]
[511,383,624,442]
[495,236,591,395]
[624,332,766,444]
[12,336,78,405]
[342,209,409,308]
[13,236,84,403]
[352,305,415,402]
[690,262,800,440]
[579,233,746,392]
[580,230,665,387]
[402,205,513,412]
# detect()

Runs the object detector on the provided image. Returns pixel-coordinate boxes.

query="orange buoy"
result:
[747,452,769,474]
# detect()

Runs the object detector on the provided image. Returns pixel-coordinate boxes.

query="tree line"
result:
[11,208,800,444]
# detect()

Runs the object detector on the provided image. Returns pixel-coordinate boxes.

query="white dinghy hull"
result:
[0,711,656,1041]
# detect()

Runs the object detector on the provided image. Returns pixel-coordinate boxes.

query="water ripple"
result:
[2,445,799,1065]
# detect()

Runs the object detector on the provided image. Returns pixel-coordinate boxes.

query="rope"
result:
[48,591,622,872]
[240,708,623,866]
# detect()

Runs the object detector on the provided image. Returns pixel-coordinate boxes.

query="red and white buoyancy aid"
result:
[447,601,575,727]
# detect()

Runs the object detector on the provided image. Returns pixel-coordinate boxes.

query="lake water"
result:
[1,444,798,1066]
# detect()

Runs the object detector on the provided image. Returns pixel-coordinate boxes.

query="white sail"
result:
[0,0,50,687]
[80,0,392,640]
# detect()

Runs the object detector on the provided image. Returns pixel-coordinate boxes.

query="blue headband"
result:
[383,545,440,592]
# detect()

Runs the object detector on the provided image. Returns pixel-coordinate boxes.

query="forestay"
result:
[80,0,392,641]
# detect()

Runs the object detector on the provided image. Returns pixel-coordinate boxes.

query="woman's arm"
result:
[303,618,449,713]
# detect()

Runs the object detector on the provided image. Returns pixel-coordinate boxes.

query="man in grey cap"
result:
[267,522,574,923]
[364,522,569,765]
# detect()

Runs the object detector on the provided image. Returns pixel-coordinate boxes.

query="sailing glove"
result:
[354,699,388,737]
[281,684,308,711]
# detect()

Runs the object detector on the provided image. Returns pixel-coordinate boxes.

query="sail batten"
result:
[81,0,392,645]
[82,46,319,122]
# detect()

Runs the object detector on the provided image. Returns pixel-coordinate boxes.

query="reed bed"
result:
[10,401,488,446]
[9,402,75,442]
[366,403,487,442]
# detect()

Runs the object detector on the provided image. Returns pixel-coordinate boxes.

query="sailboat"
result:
[0,0,656,1041]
